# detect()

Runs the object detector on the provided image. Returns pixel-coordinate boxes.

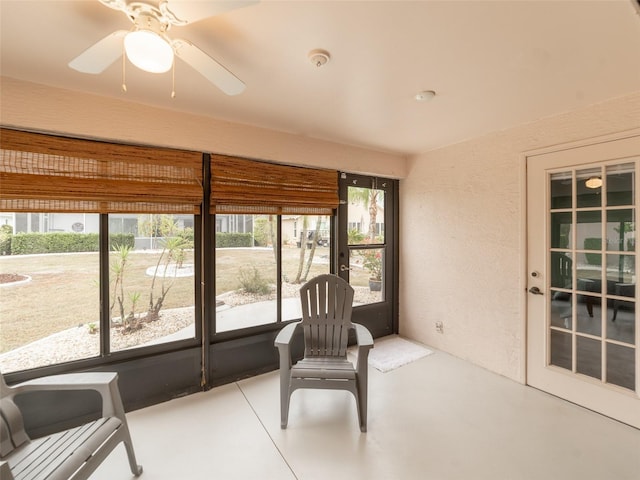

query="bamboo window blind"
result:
[0,128,203,214]
[210,154,339,215]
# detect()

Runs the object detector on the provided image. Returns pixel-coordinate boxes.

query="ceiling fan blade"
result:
[68,30,127,74]
[173,39,246,96]
[160,0,258,25]
[98,0,128,12]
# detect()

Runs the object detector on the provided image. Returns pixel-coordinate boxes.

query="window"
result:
[0,212,101,372]
[0,129,202,372]
[108,214,196,351]
[209,155,338,333]
[1,131,342,378]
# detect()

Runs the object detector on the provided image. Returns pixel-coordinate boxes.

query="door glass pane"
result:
[577,296,602,337]
[550,330,572,370]
[606,343,635,390]
[350,248,384,304]
[551,292,572,329]
[606,209,635,252]
[282,214,331,322]
[577,211,602,253]
[550,172,572,209]
[550,212,572,249]
[109,214,195,350]
[606,254,635,286]
[577,168,602,208]
[0,212,100,373]
[606,163,635,206]
[576,254,601,290]
[607,300,635,344]
[215,214,277,332]
[576,336,601,380]
[550,252,572,288]
[347,186,385,245]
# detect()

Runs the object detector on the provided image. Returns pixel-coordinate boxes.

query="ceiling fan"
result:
[68,0,257,95]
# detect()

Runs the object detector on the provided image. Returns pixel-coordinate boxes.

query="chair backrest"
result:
[299,274,355,358]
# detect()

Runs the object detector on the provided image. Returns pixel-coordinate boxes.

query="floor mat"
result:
[351,335,434,373]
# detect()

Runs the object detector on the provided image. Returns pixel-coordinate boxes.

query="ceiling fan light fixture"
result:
[124,29,174,73]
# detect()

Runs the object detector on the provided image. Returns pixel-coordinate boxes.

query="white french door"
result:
[527,133,639,428]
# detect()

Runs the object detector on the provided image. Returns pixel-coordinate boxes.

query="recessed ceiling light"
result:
[415,90,436,102]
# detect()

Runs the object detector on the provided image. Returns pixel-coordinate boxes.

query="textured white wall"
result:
[400,92,640,383]
[0,77,406,178]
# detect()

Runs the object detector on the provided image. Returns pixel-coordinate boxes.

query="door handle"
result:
[528,286,544,295]
[339,264,351,272]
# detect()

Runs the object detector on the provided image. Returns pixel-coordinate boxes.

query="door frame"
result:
[337,172,399,338]
[524,128,640,427]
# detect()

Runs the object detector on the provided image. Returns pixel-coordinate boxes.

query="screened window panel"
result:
[0,128,203,214]
[210,154,338,215]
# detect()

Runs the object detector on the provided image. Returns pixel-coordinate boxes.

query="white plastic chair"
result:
[0,371,142,479]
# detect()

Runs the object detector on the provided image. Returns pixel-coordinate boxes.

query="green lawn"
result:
[0,246,372,353]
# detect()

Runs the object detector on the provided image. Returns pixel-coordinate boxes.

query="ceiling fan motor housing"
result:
[127,4,171,34]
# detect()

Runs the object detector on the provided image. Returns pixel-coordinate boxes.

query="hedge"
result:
[0,225,11,255]
[215,233,252,248]
[5,231,251,254]
[9,232,135,255]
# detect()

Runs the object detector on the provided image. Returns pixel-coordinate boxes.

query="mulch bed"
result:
[0,273,29,285]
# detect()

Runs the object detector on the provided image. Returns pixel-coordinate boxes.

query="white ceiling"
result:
[1,0,640,156]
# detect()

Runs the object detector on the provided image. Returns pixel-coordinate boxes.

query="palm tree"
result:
[348,187,381,242]
[147,235,190,321]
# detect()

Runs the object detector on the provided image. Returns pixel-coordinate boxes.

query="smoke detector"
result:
[415,90,436,102]
[308,49,330,68]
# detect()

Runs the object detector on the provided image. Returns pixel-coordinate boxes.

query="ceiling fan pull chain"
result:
[121,42,127,93]
[171,60,176,98]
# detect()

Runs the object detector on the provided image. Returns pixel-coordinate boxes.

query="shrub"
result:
[109,234,135,250]
[216,233,252,248]
[238,265,271,295]
[0,224,13,255]
[177,227,194,244]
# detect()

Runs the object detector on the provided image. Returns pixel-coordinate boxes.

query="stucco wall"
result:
[400,92,640,383]
[0,77,406,178]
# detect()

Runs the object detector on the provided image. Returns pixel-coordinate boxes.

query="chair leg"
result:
[123,435,143,476]
[280,373,291,429]
[356,375,368,432]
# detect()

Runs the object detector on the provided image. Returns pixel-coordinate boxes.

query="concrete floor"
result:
[90,345,640,480]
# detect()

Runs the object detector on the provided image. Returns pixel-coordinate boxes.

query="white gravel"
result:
[0,283,381,373]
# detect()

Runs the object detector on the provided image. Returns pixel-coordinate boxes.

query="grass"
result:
[0,246,373,353]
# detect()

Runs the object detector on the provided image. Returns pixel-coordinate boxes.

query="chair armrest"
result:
[10,372,125,420]
[274,322,300,348]
[353,323,374,375]
[354,323,373,348]
[274,322,300,373]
